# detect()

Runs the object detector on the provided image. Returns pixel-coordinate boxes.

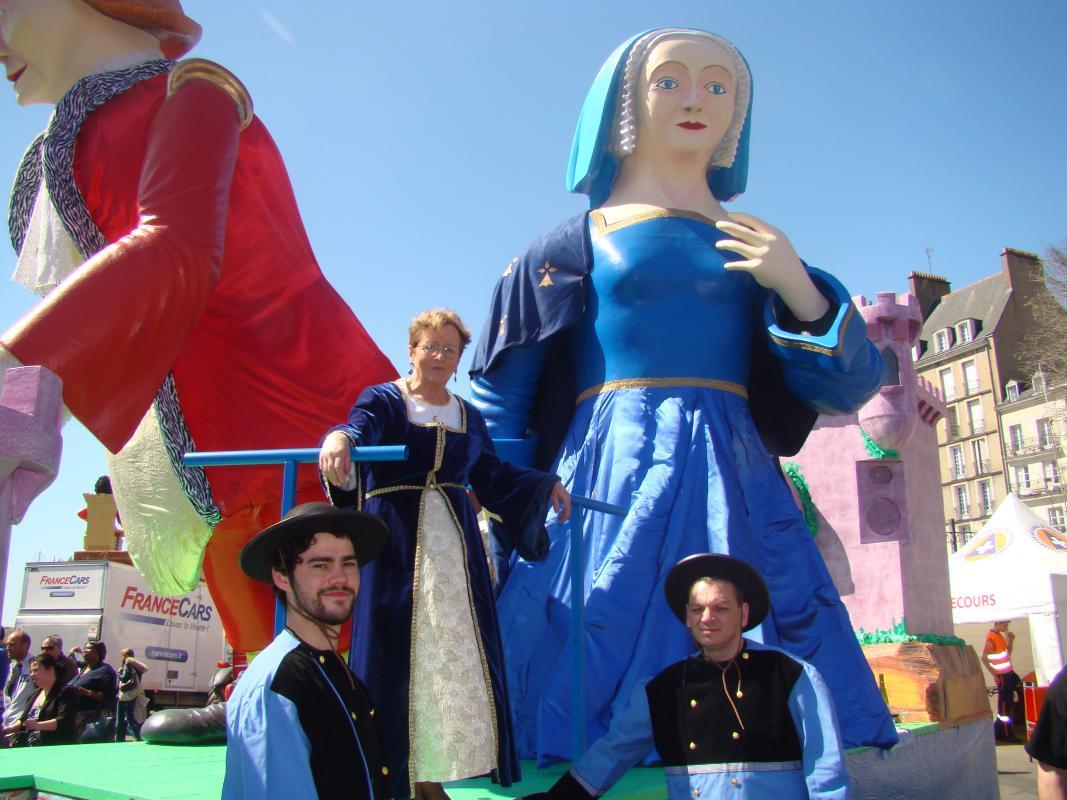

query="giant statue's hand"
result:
[715,212,831,323]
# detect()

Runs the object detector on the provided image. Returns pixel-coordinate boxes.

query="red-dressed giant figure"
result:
[0,0,396,652]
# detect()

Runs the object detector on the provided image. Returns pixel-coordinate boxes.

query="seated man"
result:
[223,502,392,799]
[526,553,849,800]
[1027,664,1067,800]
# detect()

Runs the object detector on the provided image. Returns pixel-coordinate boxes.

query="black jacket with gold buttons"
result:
[645,646,804,766]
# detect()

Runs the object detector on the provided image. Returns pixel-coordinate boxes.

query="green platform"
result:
[0,742,664,800]
[0,722,980,800]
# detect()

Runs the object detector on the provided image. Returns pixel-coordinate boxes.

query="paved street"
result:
[998,743,1038,799]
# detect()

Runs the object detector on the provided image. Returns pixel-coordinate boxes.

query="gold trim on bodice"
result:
[575,377,748,406]
[590,207,722,235]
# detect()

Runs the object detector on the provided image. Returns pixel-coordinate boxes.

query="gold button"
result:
[369,709,375,717]
[741,652,749,660]
[731,731,740,740]
[693,790,701,798]
[319,656,326,664]
[351,712,358,721]
[731,778,740,787]
[382,767,389,776]
[690,699,697,708]
[689,741,697,750]
[736,691,743,699]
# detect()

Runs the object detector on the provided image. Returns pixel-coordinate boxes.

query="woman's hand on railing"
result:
[318,431,355,487]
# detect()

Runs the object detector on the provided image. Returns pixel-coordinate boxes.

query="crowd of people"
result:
[0,629,146,746]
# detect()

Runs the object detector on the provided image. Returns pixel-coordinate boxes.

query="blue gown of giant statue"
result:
[469,29,898,760]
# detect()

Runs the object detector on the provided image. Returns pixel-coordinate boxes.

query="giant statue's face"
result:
[0,0,70,106]
[635,35,738,164]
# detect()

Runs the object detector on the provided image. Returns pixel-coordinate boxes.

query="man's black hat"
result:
[664,553,770,631]
[239,502,388,583]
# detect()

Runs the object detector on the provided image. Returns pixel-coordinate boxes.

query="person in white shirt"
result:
[2,630,34,745]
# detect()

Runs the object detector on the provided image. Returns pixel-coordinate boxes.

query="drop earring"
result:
[408,363,413,375]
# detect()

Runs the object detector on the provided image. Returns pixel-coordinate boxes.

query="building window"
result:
[950,446,966,480]
[956,320,973,344]
[934,330,951,353]
[945,405,959,439]
[1050,507,1066,533]
[1045,461,1062,491]
[1006,381,1021,402]
[1038,418,1055,449]
[955,485,971,518]
[972,438,988,473]
[962,360,979,394]
[1008,424,1025,454]
[978,480,994,516]
[1015,464,1031,492]
[967,399,984,435]
[1033,371,1047,395]
[940,367,956,401]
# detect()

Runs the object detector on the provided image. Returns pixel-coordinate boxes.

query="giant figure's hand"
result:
[319,430,354,487]
[550,480,571,523]
[715,212,831,323]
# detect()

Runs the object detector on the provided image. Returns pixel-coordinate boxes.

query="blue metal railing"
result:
[184,441,627,759]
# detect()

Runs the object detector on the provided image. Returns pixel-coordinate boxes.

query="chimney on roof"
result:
[908,271,951,320]
[1001,248,1042,290]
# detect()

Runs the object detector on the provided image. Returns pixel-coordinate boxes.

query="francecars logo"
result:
[39,574,91,586]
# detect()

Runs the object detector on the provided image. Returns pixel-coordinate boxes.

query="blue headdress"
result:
[566,28,753,207]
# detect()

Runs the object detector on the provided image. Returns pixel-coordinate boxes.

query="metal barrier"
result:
[184,441,627,760]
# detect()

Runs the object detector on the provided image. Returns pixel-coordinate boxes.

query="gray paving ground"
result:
[998,742,1039,799]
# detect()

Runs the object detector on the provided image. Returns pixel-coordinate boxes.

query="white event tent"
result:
[949,493,1067,684]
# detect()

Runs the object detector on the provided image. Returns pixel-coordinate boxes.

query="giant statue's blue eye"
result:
[706,82,727,95]
[654,78,679,90]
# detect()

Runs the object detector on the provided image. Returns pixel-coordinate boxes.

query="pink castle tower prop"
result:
[0,366,64,617]
[790,291,952,635]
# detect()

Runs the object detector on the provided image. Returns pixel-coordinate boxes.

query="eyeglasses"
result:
[417,343,459,358]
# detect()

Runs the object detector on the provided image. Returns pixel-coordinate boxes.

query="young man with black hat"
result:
[223,502,392,799]
[525,553,849,800]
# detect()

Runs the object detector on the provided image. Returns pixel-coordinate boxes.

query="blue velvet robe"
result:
[327,382,558,797]
[468,212,897,760]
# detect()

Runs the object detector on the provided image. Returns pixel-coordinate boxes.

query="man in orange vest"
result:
[983,620,1022,741]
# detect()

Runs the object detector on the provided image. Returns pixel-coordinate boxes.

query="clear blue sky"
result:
[0,0,1064,622]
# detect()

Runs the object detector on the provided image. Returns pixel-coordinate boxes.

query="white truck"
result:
[14,560,226,704]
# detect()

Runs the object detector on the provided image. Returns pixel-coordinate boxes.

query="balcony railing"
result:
[965,382,981,395]
[974,460,991,475]
[1007,436,1063,458]
[1019,482,1065,498]
[970,422,986,435]
[950,466,967,480]
[945,424,961,440]
[955,506,973,520]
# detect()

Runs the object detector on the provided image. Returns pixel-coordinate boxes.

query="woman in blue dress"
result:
[320,309,570,800]
[468,29,897,762]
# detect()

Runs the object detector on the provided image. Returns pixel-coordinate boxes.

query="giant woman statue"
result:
[470,28,897,760]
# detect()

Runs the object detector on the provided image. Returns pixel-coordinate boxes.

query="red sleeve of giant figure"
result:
[1,69,241,453]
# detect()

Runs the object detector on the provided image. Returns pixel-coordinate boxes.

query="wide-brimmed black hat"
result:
[239,502,388,583]
[664,553,770,631]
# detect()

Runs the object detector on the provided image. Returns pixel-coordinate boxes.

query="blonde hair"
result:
[408,308,472,352]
